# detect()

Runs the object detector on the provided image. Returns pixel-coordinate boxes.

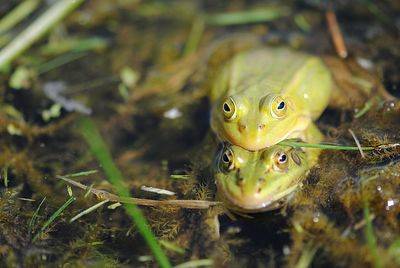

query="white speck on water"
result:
[356,57,374,70]
[377,185,382,192]
[163,108,182,119]
[283,245,290,255]
[313,211,320,223]
[385,199,395,210]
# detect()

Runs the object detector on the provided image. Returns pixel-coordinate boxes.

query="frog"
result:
[209,46,374,151]
[214,141,322,212]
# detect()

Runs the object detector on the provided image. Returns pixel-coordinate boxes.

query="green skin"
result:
[210,47,332,151]
[215,143,321,212]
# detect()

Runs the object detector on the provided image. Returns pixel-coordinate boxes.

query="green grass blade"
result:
[363,199,383,268]
[183,17,205,56]
[77,116,171,268]
[70,199,110,223]
[37,51,88,74]
[60,169,98,178]
[28,197,46,236]
[33,196,76,242]
[206,7,290,26]
[0,0,85,69]
[278,140,375,151]
[159,240,185,254]
[0,0,40,34]
[1,165,8,187]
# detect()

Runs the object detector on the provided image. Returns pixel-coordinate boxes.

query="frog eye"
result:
[270,96,287,119]
[222,97,237,121]
[273,151,289,171]
[220,147,235,172]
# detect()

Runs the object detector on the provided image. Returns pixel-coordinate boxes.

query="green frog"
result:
[208,44,386,212]
[214,141,321,212]
[209,47,371,151]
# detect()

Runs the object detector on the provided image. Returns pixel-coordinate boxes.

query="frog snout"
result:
[238,123,265,133]
[234,122,267,150]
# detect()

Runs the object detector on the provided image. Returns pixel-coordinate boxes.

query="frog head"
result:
[214,144,309,212]
[211,93,310,151]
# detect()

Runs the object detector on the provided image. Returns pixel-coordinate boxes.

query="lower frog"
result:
[214,142,321,212]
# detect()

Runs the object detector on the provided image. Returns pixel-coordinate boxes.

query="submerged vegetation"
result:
[0,0,399,267]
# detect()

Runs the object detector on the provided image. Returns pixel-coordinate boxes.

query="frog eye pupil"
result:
[223,103,231,113]
[277,101,285,110]
[278,154,287,163]
[222,153,230,163]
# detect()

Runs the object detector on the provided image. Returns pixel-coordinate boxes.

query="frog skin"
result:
[210,47,332,151]
[214,142,321,213]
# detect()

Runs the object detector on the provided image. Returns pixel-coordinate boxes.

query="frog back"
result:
[210,47,332,120]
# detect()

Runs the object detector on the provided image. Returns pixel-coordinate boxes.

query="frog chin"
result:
[217,181,276,211]
[221,126,274,151]
[224,192,282,212]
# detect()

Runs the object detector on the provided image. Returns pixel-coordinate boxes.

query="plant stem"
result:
[0,0,85,69]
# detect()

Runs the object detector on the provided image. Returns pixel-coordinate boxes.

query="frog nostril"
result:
[238,124,247,133]
[258,178,265,184]
[258,124,265,130]
[237,177,244,186]
[257,187,262,194]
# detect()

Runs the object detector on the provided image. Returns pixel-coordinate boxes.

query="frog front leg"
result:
[287,122,323,166]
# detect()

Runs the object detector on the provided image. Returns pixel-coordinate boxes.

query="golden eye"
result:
[274,151,289,171]
[270,96,287,119]
[222,97,237,121]
[220,148,235,172]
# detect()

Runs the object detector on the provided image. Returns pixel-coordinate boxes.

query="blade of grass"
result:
[206,7,290,26]
[70,199,110,223]
[0,0,40,34]
[278,140,375,151]
[0,0,85,69]
[174,259,213,268]
[37,51,88,74]
[61,169,98,178]
[169,174,190,180]
[354,97,379,118]
[183,17,205,56]
[32,196,75,242]
[363,198,383,268]
[1,165,8,187]
[28,197,46,237]
[159,240,185,255]
[77,116,171,268]
[295,242,318,268]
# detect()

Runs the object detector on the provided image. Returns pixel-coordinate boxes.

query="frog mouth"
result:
[216,187,286,213]
[216,181,279,212]
[216,175,300,213]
